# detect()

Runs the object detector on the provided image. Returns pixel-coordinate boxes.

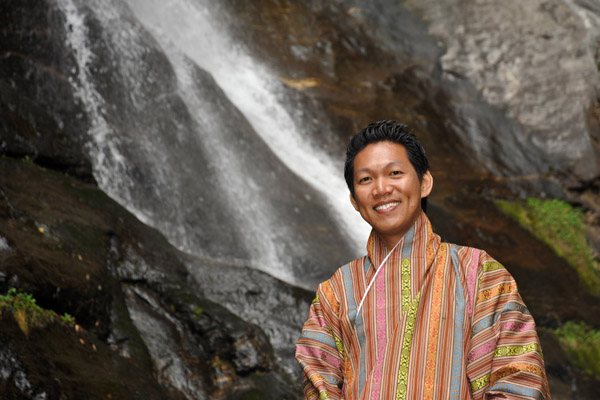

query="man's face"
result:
[350,141,433,249]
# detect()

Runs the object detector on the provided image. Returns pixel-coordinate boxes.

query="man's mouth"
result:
[374,201,400,211]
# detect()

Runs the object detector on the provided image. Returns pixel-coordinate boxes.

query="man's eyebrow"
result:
[354,161,406,175]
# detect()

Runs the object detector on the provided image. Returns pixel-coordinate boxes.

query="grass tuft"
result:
[497,198,599,295]
[0,288,75,335]
[553,321,600,379]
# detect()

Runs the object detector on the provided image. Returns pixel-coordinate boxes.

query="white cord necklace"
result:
[356,239,403,318]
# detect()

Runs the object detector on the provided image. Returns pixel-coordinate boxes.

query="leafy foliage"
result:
[497,198,599,295]
[0,288,75,335]
[193,307,204,319]
[554,321,600,379]
[61,313,75,324]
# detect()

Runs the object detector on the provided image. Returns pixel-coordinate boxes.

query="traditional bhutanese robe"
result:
[295,211,550,399]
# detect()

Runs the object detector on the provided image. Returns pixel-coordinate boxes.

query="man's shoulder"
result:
[338,254,370,275]
[439,241,502,270]
[318,254,370,286]
[444,243,523,295]
[440,241,520,290]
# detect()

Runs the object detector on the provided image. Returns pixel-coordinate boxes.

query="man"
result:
[295,121,550,399]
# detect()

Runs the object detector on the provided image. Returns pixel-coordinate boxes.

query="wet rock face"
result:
[0,158,298,399]
[184,255,314,380]
[0,0,92,179]
[0,314,170,400]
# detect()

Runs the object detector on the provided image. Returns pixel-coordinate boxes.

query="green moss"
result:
[0,288,75,334]
[553,321,600,379]
[497,198,600,295]
[62,181,112,209]
[56,221,106,259]
[193,307,204,318]
[61,313,75,324]
[108,295,154,366]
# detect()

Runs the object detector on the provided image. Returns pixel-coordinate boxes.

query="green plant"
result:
[497,198,599,295]
[61,313,76,325]
[0,288,76,334]
[193,307,204,319]
[553,321,600,379]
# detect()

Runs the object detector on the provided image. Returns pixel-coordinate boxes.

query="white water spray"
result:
[124,0,370,251]
[56,0,371,288]
[55,0,148,224]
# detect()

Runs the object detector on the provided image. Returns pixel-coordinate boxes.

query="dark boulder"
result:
[0,157,298,399]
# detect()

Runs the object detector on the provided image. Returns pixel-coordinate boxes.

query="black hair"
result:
[344,120,430,210]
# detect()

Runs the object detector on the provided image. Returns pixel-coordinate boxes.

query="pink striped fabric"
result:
[295,212,550,399]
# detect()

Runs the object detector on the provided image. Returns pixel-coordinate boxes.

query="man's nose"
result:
[372,178,392,196]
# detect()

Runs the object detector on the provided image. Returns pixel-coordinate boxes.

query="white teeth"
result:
[374,201,399,211]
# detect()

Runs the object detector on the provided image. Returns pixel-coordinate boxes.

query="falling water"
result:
[54,0,370,289]
[56,0,133,214]
[124,0,369,249]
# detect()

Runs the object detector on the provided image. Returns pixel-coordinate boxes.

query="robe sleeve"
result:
[295,280,344,400]
[466,254,551,400]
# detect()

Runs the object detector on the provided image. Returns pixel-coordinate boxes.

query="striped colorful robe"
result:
[295,212,550,399]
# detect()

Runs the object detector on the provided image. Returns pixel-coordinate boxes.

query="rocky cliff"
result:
[1,0,600,399]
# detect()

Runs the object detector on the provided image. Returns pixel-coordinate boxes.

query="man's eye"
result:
[358,176,371,183]
[391,170,402,176]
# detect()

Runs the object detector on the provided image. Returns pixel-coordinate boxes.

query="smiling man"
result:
[295,121,550,399]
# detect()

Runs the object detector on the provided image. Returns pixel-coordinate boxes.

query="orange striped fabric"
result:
[295,212,550,399]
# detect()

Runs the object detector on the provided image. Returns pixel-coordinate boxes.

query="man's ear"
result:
[349,192,359,211]
[421,171,433,198]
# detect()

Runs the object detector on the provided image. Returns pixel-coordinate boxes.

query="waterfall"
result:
[123,0,370,259]
[123,0,362,235]
[54,0,370,289]
[56,0,131,213]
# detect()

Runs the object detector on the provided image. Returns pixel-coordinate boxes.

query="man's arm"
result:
[295,280,344,400]
[466,255,551,400]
